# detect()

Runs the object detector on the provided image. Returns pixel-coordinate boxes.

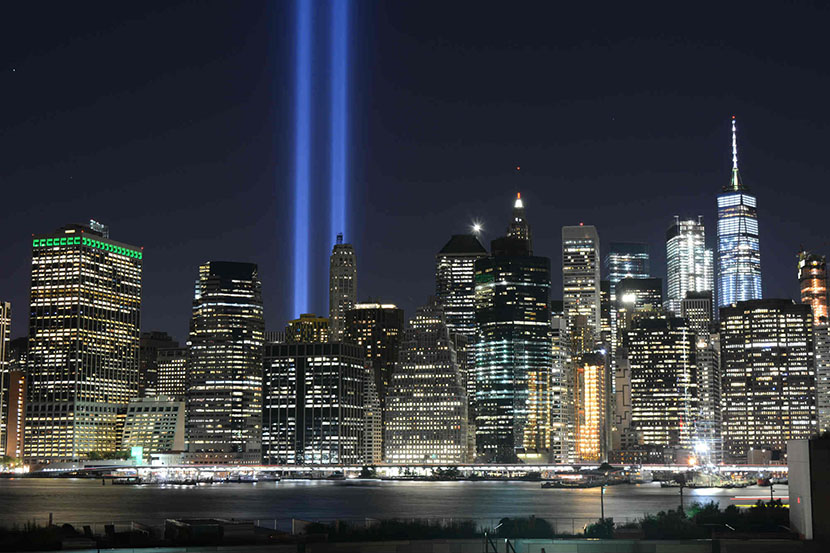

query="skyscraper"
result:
[814,324,830,434]
[717,117,762,308]
[285,313,329,343]
[262,342,364,464]
[721,299,814,463]
[563,225,601,334]
[615,277,663,342]
[25,222,142,463]
[666,217,714,316]
[574,352,608,462]
[156,347,187,400]
[605,243,650,295]
[329,234,357,341]
[0,301,10,456]
[550,302,571,463]
[345,302,404,406]
[138,331,179,397]
[507,192,532,249]
[475,196,552,462]
[384,298,469,464]
[4,338,27,459]
[798,250,828,323]
[186,262,264,465]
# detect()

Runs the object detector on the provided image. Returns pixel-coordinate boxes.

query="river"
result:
[0,479,786,531]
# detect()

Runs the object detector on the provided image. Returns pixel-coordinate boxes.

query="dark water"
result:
[0,478,786,529]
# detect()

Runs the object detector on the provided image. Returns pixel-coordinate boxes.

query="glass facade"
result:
[328,234,357,341]
[666,217,713,316]
[562,225,601,334]
[798,250,828,323]
[605,243,650,295]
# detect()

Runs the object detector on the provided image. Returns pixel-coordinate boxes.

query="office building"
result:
[25,222,142,463]
[186,262,264,465]
[798,251,828,323]
[507,193,532,249]
[624,315,698,452]
[815,324,830,434]
[475,196,552,462]
[666,217,714,316]
[285,313,329,343]
[721,299,815,463]
[0,302,10,456]
[262,342,364,464]
[600,280,612,347]
[329,234,357,341]
[121,396,185,455]
[362,362,383,464]
[681,291,713,335]
[613,277,662,349]
[3,371,25,459]
[384,299,469,464]
[345,302,404,405]
[139,331,179,397]
[551,305,571,463]
[575,352,608,462]
[605,243,650,295]
[563,225,601,334]
[156,347,187,400]
[717,117,762,308]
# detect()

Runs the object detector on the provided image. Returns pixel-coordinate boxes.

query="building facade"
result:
[329,234,357,341]
[562,225,601,334]
[721,300,815,462]
[798,250,828,323]
[815,324,830,434]
[138,331,179,398]
[345,303,404,406]
[717,117,762,308]
[25,223,142,463]
[574,352,608,462]
[0,301,10,456]
[121,396,185,454]
[605,243,650,296]
[156,347,187,400]
[285,313,329,343]
[666,217,714,316]
[186,262,264,464]
[262,342,364,464]
[384,299,468,464]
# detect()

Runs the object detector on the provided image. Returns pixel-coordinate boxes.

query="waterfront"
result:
[0,479,787,529]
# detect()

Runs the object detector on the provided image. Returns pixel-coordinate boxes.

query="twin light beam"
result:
[292,0,350,317]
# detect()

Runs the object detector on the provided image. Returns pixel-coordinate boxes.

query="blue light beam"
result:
[330,0,349,244]
[292,0,312,317]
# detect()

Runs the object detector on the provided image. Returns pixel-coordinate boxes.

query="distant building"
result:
[681,291,713,335]
[575,352,608,462]
[384,299,468,464]
[285,313,329,343]
[25,222,141,463]
[329,234,357,341]
[605,243,650,296]
[551,307,571,463]
[798,250,828,323]
[3,338,27,459]
[475,196,552,462]
[121,396,185,455]
[345,302,404,406]
[262,342,364,464]
[721,299,815,463]
[0,301,10,456]
[666,217,713,316]
[562,225,601,334]
[816,324,830,434]
[156,347,187,400]
[186,262,264,465]
[139,331,179,397]
[362,362,383,464]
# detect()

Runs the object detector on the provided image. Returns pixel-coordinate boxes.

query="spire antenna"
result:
[731,115,738,171]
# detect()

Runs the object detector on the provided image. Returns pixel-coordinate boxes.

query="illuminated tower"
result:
[605,243,650,296]
[717,117,762,308]
[507,193,532,250]
[329,234,357,341]
[186,262,264,465]
[0,301,10,456]
[345,302,404,407]
[798,250,828,323]
[475,196,552,462]
[575,352,607,462]
[666,217,714,316]
[25,222,142,463]
[384,298,469,463]
[562,225,601,335]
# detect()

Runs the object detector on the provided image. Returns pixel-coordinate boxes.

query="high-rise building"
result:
[507,193,532,250]
[121,396,185,455]
[156,347,187,400]
[624,315,698,453]
[550,304,571,463]
[138,331,179,398]
[721,299,815,463]
[384,298,469,464]
[798,251,828,323]
[262,342,364,464]
[814,324,830,434]
[285,313,329,343]
[574,352,608,462]
[435,234,488,405]
[0,301,10,457]
[3,338,27,459]
[475,196,552,462]
[362,362,383,464]
[717,117,762,308]
[681,291,713,335]
[345,303,404,406]
[25,222,142,463]
[329,234,357,341]
[186,261,264,465]
[605,243,650,296]
[599,280,612,347]
[666,217,714,316]
[563,225,601,334]
[614,277,662,341]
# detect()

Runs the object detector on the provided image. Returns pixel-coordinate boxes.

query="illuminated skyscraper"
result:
[550,303,571,463]
[262,342,364,464]
[605,243,650,296]
[717,117,762,308]
[285,313,329,343]
[615,278,663,341]
[186,262,264,465]
[345,302,404,406]
[25,222,142,463]
[815,324,830,434]
[563,225,601,334]
[798,250,828,323]
[384,298,469,464]
[138,331,179,397]
[574,352,608,462]
[0,301,10,456]
[721,299,815,463]
[624,315,698,452]
[329,234,357,341]
[666,217,714,316]
[475,196,552,462]
[3,338,27,459]
[435,234,487,404]
[156,347,187,400]
[507,193,532,250]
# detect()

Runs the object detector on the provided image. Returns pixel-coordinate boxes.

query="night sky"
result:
[2,2,829,342]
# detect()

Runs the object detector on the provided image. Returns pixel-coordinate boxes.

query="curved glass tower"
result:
[717,117,761,308]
